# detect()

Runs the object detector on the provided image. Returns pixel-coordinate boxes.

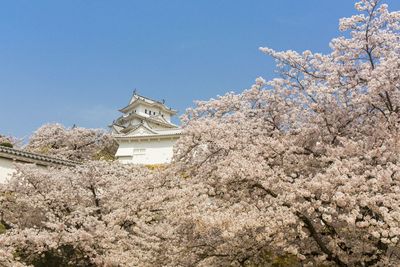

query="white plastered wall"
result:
[0,158,16,183]
[134,104,171,122]
[116,138,178,165]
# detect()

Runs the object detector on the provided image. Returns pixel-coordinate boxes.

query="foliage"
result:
[145,164,167,171]
[0,143,13,148]
[0,135,21,148]
[0,223,6,234]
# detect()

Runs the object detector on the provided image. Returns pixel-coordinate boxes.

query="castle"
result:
[111,91,182,164]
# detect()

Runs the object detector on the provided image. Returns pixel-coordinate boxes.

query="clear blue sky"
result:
[1,0,399,138]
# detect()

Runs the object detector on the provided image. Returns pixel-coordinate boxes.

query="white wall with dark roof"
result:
[0,146,79,182]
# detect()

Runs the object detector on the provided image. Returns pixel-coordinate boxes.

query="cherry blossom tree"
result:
[0,162,184,267]
[171,0,400,265]
[26,124,117,161]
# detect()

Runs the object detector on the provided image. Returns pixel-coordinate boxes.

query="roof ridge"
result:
[119,93,177,114]
[0,146,81,166]
[134,93,164,105]
[121,113,178,128]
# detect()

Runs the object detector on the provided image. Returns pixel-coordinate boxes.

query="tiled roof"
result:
[113,129,182,139]
[119,93,177,115]
[115,112,178,130]
[134,93,164,105]
[0,146,80,167]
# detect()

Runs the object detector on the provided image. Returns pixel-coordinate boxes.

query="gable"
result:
[124,124,158,137]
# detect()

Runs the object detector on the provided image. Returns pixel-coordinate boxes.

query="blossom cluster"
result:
[26,123,117,161]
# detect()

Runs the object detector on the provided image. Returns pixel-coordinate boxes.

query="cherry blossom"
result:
[26,124,117,161]
[172,0,400,265]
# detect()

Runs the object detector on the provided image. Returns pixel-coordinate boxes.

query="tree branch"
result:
[296,212,347,267]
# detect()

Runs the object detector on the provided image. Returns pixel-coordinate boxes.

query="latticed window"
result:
[133,148,146,155]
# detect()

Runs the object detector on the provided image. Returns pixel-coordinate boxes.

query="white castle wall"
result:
[116,138,179,165]
[0,158,16,183]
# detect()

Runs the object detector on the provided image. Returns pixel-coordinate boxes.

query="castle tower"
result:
[111,91,182,164]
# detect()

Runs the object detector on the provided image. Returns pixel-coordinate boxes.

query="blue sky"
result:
[1,0,399,138]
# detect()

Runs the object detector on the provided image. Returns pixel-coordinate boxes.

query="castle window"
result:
[133,148,146,155]
[145,109,147,114]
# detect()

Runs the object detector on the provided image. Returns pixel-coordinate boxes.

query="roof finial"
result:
[133,88,137,95]
[162,99,165,104]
